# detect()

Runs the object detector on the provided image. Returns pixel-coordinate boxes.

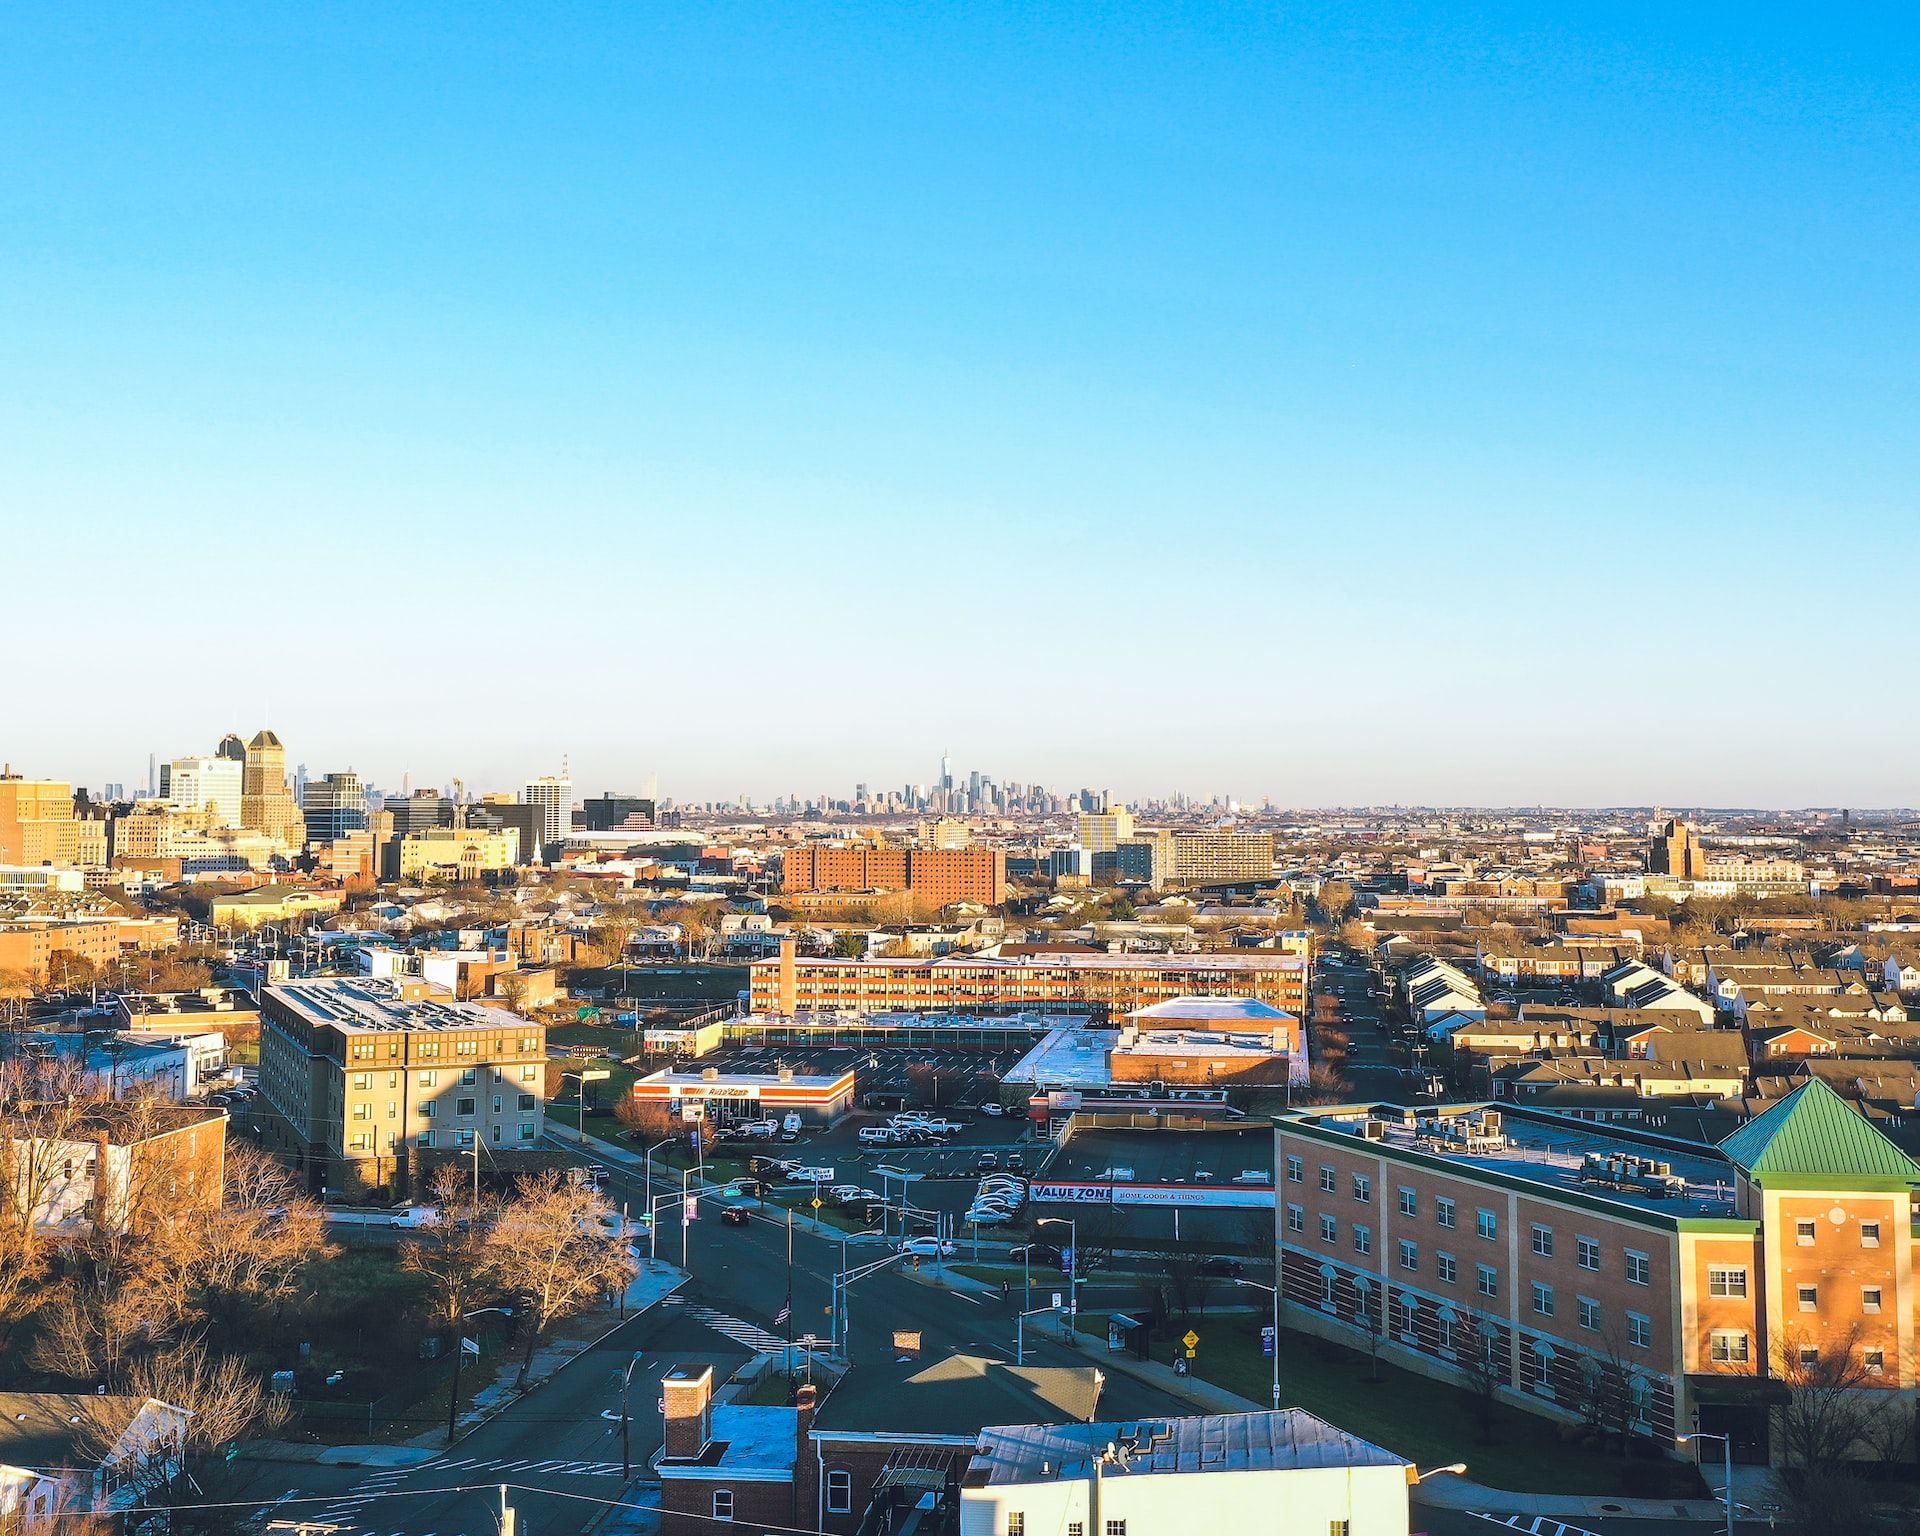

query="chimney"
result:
[661,1365,714,1460]
[792,1382,819,1529]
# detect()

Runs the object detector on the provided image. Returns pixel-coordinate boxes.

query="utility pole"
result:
[498,1484,514,1536]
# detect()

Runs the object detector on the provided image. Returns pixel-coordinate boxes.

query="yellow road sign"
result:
[811,1197,822,1210]
[1182,1329,1200,1349]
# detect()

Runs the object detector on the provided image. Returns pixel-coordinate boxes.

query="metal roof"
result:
[970,1409,1407,1484]
[1717,1077,1920,1183]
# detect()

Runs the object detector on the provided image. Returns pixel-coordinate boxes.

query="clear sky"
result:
[5,5,1915,807]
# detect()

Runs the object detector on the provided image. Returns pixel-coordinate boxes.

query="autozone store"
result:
[630,1065,858,1127]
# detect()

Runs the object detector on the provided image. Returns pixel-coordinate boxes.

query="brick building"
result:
[751,939,1309,1020]
[780,843,1007,907]
[1274,1081,1920,1466]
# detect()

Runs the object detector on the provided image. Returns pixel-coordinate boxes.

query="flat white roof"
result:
[1127,997,1295,1023]
[971,1409,1408,1483]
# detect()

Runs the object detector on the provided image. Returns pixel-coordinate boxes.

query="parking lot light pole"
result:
[642,1136,673,1205]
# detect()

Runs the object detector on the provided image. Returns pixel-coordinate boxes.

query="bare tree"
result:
[1773,1324,1877,1468]
[401,1164,498,1338]
[1461,1322,1503,1444]
[0,968,35,1034]
[484,1171,639,1383]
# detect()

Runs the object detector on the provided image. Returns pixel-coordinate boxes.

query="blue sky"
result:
[5,5,1915,806]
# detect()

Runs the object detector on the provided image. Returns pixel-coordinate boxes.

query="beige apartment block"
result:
[257,977,545,1199]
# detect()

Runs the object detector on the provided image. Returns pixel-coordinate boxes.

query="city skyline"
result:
[6,8,1917,800]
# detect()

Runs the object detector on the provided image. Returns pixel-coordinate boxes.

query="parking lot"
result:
[695,1041,1028,1112]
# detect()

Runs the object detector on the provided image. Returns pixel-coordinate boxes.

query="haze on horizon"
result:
[5,6,1915,805]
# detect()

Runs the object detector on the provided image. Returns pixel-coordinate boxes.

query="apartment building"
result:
[1273,1081,1920,1465]
[1169,829,1275,886]
[779,843,1007,906]
[396,826,521,881]
[750,940,1310,1020]
[0,917,149,984]
[0,775,107,869]
[3,1102,225,1235]
[257,978,546,1197]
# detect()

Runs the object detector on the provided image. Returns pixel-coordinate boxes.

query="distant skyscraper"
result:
[940,750,953,791]
[303,770,368,843]
[241,729,308,846]
[216,733,247,763]
[162,754,244,826]
[522,773,573,859]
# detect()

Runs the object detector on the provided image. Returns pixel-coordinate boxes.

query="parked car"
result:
[898,1236,956,1258]
[1004,1152,1025,1171]
[964,1205,1015,1226]
[1006,1243,1063,1267]
[975,1152,999,1171]
[857,1126,894,1146]
[980,1102,1005,1117]
[1198,1257,1246,1279]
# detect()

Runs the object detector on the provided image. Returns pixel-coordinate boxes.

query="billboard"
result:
[1029,1180,1275,1209]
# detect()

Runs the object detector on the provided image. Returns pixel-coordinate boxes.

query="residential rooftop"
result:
[967,1409,1408,1485]
[263,978,530,1035]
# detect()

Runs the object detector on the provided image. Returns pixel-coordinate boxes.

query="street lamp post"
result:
[1231,1276,1283,1410]
[642,1138,674,1259]
[446,1305,512,1442]
[1016,1300,1063,1365]
[1034,1217,1078,1336]
[1678,1432,1735,1536]
[620,1351,646,1478]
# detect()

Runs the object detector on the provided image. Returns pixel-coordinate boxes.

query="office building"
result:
[582,791,656,832]
[241,730,307,847]
[1074,806,1135,852]
[385,789,448,836]
[1273,1080,1920,1466]
[158,756,244,828]
[301,770,367,844]
[395,826,520,881]
[0,775,106,869]
[751,939,1309,1020]
[521,773,573,859]
[257,977,547,1197]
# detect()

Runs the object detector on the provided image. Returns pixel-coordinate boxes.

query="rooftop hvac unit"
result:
[702,1067,719,1081]
[778,1067,794,1082]
[1362,1119,1386,1140]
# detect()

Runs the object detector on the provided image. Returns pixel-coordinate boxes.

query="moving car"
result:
[1198,1257,1246,1278]
[898,1236,956,1258]
[720,1206,750,1228]
[965,1206,1015,1226]
[1006,1243,1063,1267]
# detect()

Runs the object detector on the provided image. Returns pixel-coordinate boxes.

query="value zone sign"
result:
[1029,1181,1275,1209]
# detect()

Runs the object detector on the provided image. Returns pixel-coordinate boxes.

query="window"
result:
[1068,1526,1083,1536]
[491,1125,502,1144]
[1320,1214,1337,1243]
[1797,1284,1818,1312]
[461,1069,477,1086]
[352,1073,371,1090]
[1625,1249,1650,1286]
[1437,1251,1457,1284]
[1863,1287,1883,1313]
[1534,1346,1553,1393]
[1287,1204,1305,1234]
[1437,1311,1456,1352]
[350,1041,374,1060]
[1530,1225,1554,1257]
[1577,1236,1600,1271]
[1330,1523,1351,1536]
[387,1100,398,1120]
[349,1132,372,1151]
[421,1101,437,1118]
[1477,1265,1499,1299]
[1437,1197,1456,1228]
[1354,1224,1372,1256]
[712,1490,733,1522]
[1795,1218,1816,1246]
[352,1103,371,1120]
[418,1131,433,1147]
[457,1098,477,1118]
[1008,1516,1025,1536]
[1352,1174,1371,1203]
[1320,1165,1336,1192]
[1578,1297,1600,1331]
[1399,1239,1418,1272]
[518,1094,536,1111]
[1476,1207,1498,1241]
[1708,1266,1747,1298]
[1627,1311,1651,1349]
[1865,1348,1886,1374]
[1287,1155,1303,1183]
[519,1034,539,1051]
[519,1122,536,1142]
[826,1471,851,1513]
[1398,1295,1418,1334]
[456,1039,478,1057]
[418,1071,438,1087]
[1710,1331,1750,1364]
[1531,1282,1554,1317]
[1798,1345,1820,1367]
[1399,1186,1417,1217]
[1105,1522,1127,1536]
[492,1096,502,1113]
[521,1066,538,1083]
[1861,1221,1881,1248]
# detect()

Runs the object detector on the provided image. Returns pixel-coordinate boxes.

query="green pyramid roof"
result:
[1718,1078,1920,1186]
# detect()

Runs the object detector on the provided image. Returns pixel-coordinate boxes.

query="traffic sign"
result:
[811,1197,822,1210]
[1182,1329,1200,1350]
[580,1069,611,1082]
[1261,1326,1275,1358]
